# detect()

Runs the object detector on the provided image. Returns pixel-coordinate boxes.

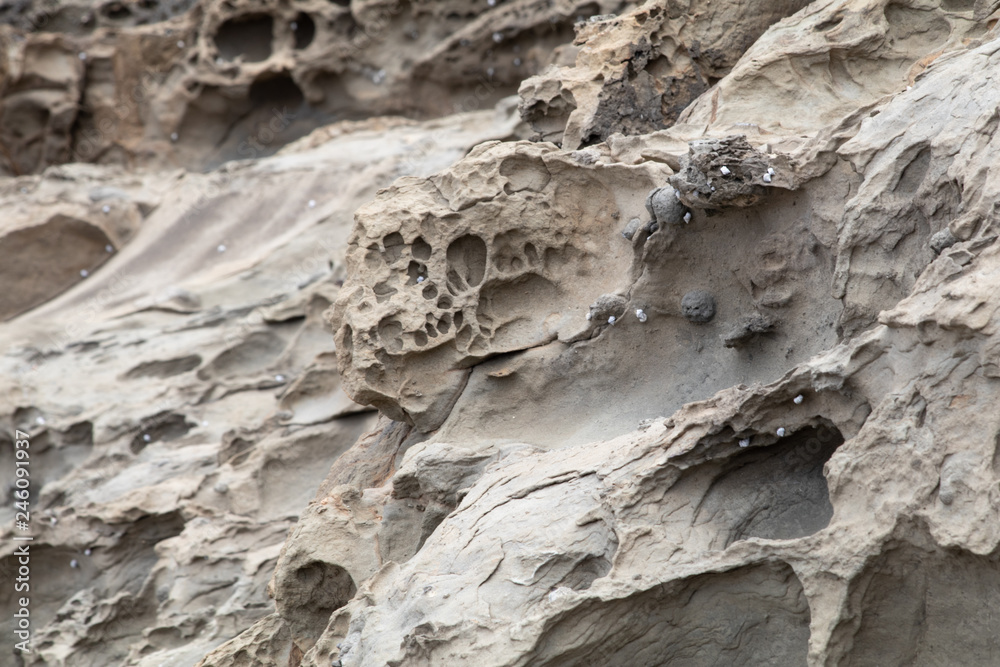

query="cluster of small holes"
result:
[364,230,556,355]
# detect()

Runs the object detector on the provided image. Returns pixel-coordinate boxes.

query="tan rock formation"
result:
[518,0,814,148]
[0,0,623,174]
[3,0,1000,665]
[278,4,1000,667]
[0,107,520,666]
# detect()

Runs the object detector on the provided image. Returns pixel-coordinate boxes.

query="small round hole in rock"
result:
[101,1,131,20]
[293,12,315,49]
[215,14,274,63]
[412,236,432,261]
[248,71,304,108]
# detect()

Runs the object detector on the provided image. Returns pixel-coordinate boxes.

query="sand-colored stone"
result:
[3,1,1000,665]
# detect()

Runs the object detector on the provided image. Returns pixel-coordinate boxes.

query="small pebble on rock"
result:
[681,290,716,324]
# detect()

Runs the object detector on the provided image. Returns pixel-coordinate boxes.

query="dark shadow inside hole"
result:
[215,13,274,62]
[293,12,315,50]
[696,423,845,548]
[249,71,304,108]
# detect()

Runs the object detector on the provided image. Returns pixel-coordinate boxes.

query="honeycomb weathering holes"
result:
[215,14,274,63]
[446,234,488,293]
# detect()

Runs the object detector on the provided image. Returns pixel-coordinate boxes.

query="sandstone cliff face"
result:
[0,0,622,174]
[3,0,1000,666]
[0,109,521,665]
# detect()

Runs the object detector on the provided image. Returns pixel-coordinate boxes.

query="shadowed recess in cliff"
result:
[694,424,844,549]
[525,560,810,666]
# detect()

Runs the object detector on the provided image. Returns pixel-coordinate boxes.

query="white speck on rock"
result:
[275,374,285,382]
[793,394,804,404]
[36,416,45,425]
[763,173,772,183]
[776,427,786,437]
[547,587,574,603]
[106,245,114,253]
[102,205,110,213]
[78,52,87,60]
[308,200,316,208]
[177,40,185,48]
[492,32,503,43]
[739,438,750,447]
[170,132,179,142]
[720,166,731,176]
[417,276,425,283]
[608,315,616,325]
[217,244,226,253]
[636,309,647,323]
[683,211,692,224]
[585,312,592,321]
[70,559,79,568]
[84,548,92,556]
[143,433,151,442]
[80,269,89,277]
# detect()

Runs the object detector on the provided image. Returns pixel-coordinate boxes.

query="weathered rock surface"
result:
[518,0,814,147]
[0,105,520,666]
[4,1,1000,666]
[289,5,1000,667]
[0,0,621,174]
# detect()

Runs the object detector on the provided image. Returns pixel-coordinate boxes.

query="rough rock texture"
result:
[294,3,1000,667]
[327,140,671,431]
[5,1,1000,666]
[0,105,520,666]
[0,0,622,174]
[517,0,814,147]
